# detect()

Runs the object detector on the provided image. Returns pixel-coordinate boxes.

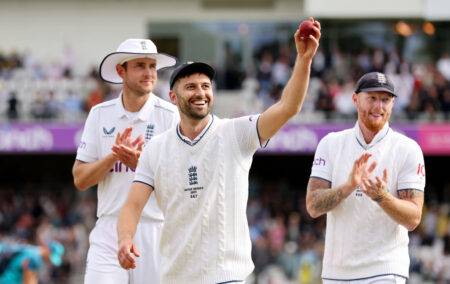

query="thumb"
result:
[383,168,388,183]
[131,244,140,257]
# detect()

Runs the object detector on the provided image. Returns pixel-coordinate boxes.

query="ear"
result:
[169,90,177,105]
[116,64,125,79]
[352,93,358,107]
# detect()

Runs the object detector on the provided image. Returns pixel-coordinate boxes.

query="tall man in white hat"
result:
[72,39,178,284]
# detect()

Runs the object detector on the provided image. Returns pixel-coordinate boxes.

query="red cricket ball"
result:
[298,20,315,39]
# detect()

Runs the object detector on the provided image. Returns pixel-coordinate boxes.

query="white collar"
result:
[354,121,390,150]
[177,115,213,146]
[115,92,156,122]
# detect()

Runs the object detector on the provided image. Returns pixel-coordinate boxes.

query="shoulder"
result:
[89,97,118,113]
[152,95,178,114]
[319,128,353,145]
[390,129,422,153]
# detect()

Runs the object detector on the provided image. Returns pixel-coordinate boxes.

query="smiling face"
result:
[170,73,213,120]
[116,57,157,96]
[353,91,395,132]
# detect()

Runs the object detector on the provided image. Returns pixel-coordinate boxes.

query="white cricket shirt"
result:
[76,93,179,219]
[135,114,265,284]
[310,122,426,280]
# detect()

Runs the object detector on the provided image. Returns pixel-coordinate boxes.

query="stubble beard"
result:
[360,110,391,132]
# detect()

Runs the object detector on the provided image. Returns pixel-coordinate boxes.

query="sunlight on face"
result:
[120,58,157,96]
[355,91,395,132]
[174,73,213,120]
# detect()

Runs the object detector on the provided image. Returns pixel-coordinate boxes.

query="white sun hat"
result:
[99,38,177,84]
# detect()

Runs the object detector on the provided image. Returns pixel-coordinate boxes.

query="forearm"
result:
[117,200,141,244]
[257,57,312,140]
[376,193,422,231]
[73,154,117,191]
[279,55,312,116]
[307,181,353,218]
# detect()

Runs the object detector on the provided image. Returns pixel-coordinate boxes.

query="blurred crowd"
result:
[253,45,450,122]
[247,178,450,284]
[0,185,96,283]
[2,46,450,122]
[1,180,449,283]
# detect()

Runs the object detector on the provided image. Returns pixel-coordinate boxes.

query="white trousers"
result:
[323,274,406,284]
[84,216,162,284]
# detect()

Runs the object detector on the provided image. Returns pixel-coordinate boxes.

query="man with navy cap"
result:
[117,19,321,283]
[307,72,426,283]
[72,39,179,284]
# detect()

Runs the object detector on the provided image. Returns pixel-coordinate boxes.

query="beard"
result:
[359,110,391,132]
[178,97,212,120]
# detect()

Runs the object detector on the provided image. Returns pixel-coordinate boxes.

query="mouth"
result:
[190,99,208,107]
[369,113,383,119]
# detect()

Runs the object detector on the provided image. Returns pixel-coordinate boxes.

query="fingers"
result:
[122,127,132,139]
[367,161,377,174]
[131,244,141,257]
[313,19,321,30]
[131,135,144,148]
[137,140,144,152]
[118,245,137,269]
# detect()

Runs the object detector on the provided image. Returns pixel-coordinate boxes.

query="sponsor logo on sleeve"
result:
[78,141,87,149]
[313,157,326,166]
[417,163,425,177]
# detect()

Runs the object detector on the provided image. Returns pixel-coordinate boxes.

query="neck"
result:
[122,89,150,112]
[179,115,211,140]
[358,120,380,144]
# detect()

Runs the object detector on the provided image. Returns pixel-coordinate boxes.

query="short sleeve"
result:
[397,141,426,192]
[76,108,99,163]
[134,141,156,189]
[310,134,333,182]
[233,114,266,158]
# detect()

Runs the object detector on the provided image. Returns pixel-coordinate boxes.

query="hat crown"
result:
[117,39,158,54]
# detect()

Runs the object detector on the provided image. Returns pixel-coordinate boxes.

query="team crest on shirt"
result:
[102,126,116,137]
[145,124,155,142]
[184,165,203,199]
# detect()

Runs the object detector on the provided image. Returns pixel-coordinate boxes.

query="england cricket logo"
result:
[141,41,148,50]
[145,124,155,142]
[188,166,198,186]
[377,73,387,84]
[185,165,202,199]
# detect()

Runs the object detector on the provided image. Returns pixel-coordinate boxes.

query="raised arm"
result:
[117,182,153,269]
[257,18,321,141]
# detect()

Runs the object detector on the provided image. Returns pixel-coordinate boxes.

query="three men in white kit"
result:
[307,72,426,283]
[117,19,321,283]
[73,39,178,283]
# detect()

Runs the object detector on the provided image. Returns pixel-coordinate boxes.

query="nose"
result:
[144,66,156,77]
[373,99,383,109]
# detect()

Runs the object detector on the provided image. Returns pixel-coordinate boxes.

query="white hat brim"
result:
[99,52,177,84]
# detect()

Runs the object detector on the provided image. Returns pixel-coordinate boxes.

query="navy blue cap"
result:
[170,62,215,89]
[355,72,396,97]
